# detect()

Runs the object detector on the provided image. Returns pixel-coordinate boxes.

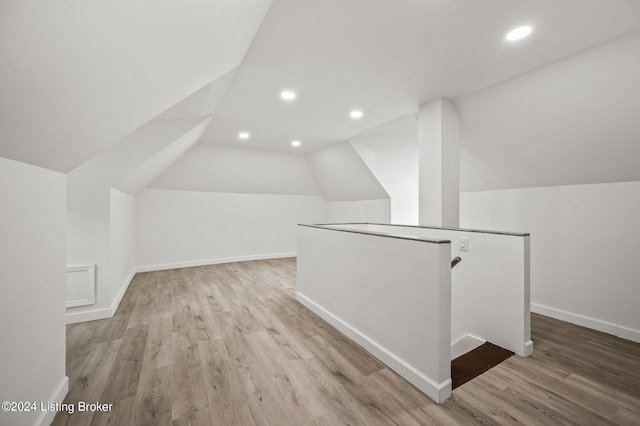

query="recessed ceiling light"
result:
[291,140,301,147]
[280,90,296,101]
[238,132,250,140]
[350,110,364,119]
[506,26,532,41]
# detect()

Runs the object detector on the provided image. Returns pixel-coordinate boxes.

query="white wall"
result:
[461,181,640,343]
[326,199,391,224]
[66,188,112,321]
[136,188,325,270]
[150,144,322,195]
[66,187,134,323]
[350,115,419,225]
[109,188,136,307]
[65,115,212,323]
[353,223,532,358]
[419,98,460,227]
[0,157,67,426]
[296,225,452,403]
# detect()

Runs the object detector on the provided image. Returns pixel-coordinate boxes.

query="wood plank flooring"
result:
[53,258,640,425]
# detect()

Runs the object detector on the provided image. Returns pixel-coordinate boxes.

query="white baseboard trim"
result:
[524,340,534,357]
[36,376,68,426]
[66,268,137,325]
[296,291,451,403]
[65,307,112,324]
[451,334,485,360]
[531,303,640,344]
[136,252,297,273]
[619,326,640,344]
[111,268,136,316]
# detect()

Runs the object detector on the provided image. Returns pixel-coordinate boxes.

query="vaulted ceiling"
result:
[2,0,640,193]
[0,0,271,172]
[208,0,640,154]
[458,30,640,191]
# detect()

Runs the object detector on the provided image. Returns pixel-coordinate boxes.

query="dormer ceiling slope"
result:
[0,0,272,172]
[208,0,640,155]
[2,0,640,186]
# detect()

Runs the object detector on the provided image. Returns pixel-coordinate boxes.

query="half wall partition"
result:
[296,223,532,403]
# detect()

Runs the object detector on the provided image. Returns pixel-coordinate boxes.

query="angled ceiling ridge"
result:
[114,116,213,195]
[158,67,240,120]
[306,141,389,202]
[67,115,212,200]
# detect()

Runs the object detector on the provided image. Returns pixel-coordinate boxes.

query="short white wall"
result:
[0,157,68,426]
[461,181,640,343]
[326,199,391,224]
[65,188,138,324]
[66,187,112,322]
[358,224,532,357]
[136,188,326,270]
[109,188,136,309]
[341,224,532,357]
[296,225,452,403]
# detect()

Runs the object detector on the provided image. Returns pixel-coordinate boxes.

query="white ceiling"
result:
[115,117,212,195]
[307,142,389,201]
[0,0,272,172]
[205,0,640,155]
[3,0,640,193]
[458,30,640,191]
[67,116,211,206]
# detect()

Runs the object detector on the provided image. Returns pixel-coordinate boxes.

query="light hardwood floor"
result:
[53,258,640,425]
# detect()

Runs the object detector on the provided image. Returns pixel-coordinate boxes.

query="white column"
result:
[418,98,460,227]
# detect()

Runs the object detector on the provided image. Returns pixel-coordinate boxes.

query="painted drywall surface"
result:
[158,69,238,120]
[350,115,419,225]
[150,144,322,195]
[109,188,136,306]
[136,188,325,269]
[212,1,640,157]
[361,223,532,357]
[457,30,640,192]
[326,199,391,224]
[66,115,213,321]
[66,187,112,319]
[0,157,67,426]
[306,142,389,201]
[114,117,212,195]
[461,181,640,341]
[0,0,272,172]
[296,225,452,402]
[67,117,212,199]
[418,98,460,227]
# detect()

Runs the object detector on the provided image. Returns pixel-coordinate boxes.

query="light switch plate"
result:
[460,237,469,251]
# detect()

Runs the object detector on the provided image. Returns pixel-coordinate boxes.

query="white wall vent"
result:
[65,264,96,308]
